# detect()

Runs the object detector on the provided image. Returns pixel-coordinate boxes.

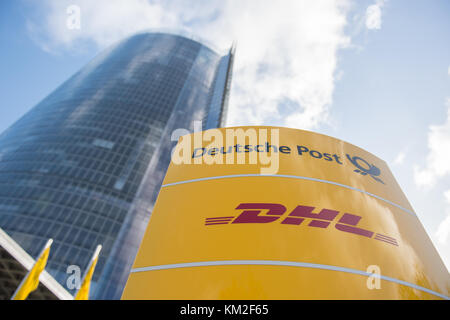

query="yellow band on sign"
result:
[122,126,450,299]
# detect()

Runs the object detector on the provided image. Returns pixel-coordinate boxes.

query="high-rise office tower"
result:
[0,32,234,299]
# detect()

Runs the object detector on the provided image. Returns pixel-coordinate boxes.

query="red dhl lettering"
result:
[204,203,398,246]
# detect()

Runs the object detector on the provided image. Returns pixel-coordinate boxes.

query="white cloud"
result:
[26,0,351,131]
[433,189,450,272]
[393,151,406,166]
[414,68,450,272]
[436,190,450,245]
[26,0,180,51]
[414,98,450,188]
[365,0,385,30]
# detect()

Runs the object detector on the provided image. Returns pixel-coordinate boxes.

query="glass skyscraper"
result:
[0,32,234,299]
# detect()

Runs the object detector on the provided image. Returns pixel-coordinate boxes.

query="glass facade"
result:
[0,32,234,299]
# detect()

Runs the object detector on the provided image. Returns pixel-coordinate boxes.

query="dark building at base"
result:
[0,32,234,299]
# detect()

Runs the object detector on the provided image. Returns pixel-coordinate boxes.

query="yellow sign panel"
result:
[122,126,450,299]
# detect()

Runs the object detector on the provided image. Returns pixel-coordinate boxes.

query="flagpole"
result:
[11,238,53,300]
[75,244,102,300]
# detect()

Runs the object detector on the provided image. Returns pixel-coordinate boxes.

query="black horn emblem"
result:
[346,154,384,184]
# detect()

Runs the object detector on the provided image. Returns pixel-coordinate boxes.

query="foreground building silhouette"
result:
[0,32,234,299]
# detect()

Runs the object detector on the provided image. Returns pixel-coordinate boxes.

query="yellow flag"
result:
[75,245,102,300]
[12,239,53,300]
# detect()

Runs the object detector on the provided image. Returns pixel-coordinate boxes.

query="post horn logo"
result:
[346,154,384,184]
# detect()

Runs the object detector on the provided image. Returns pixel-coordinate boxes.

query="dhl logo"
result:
[205,203,398,246]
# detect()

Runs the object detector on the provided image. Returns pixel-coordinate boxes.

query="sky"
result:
[0,0,449,272]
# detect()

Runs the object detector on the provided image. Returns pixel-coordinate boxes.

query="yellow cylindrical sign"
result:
[122,126,450,299]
